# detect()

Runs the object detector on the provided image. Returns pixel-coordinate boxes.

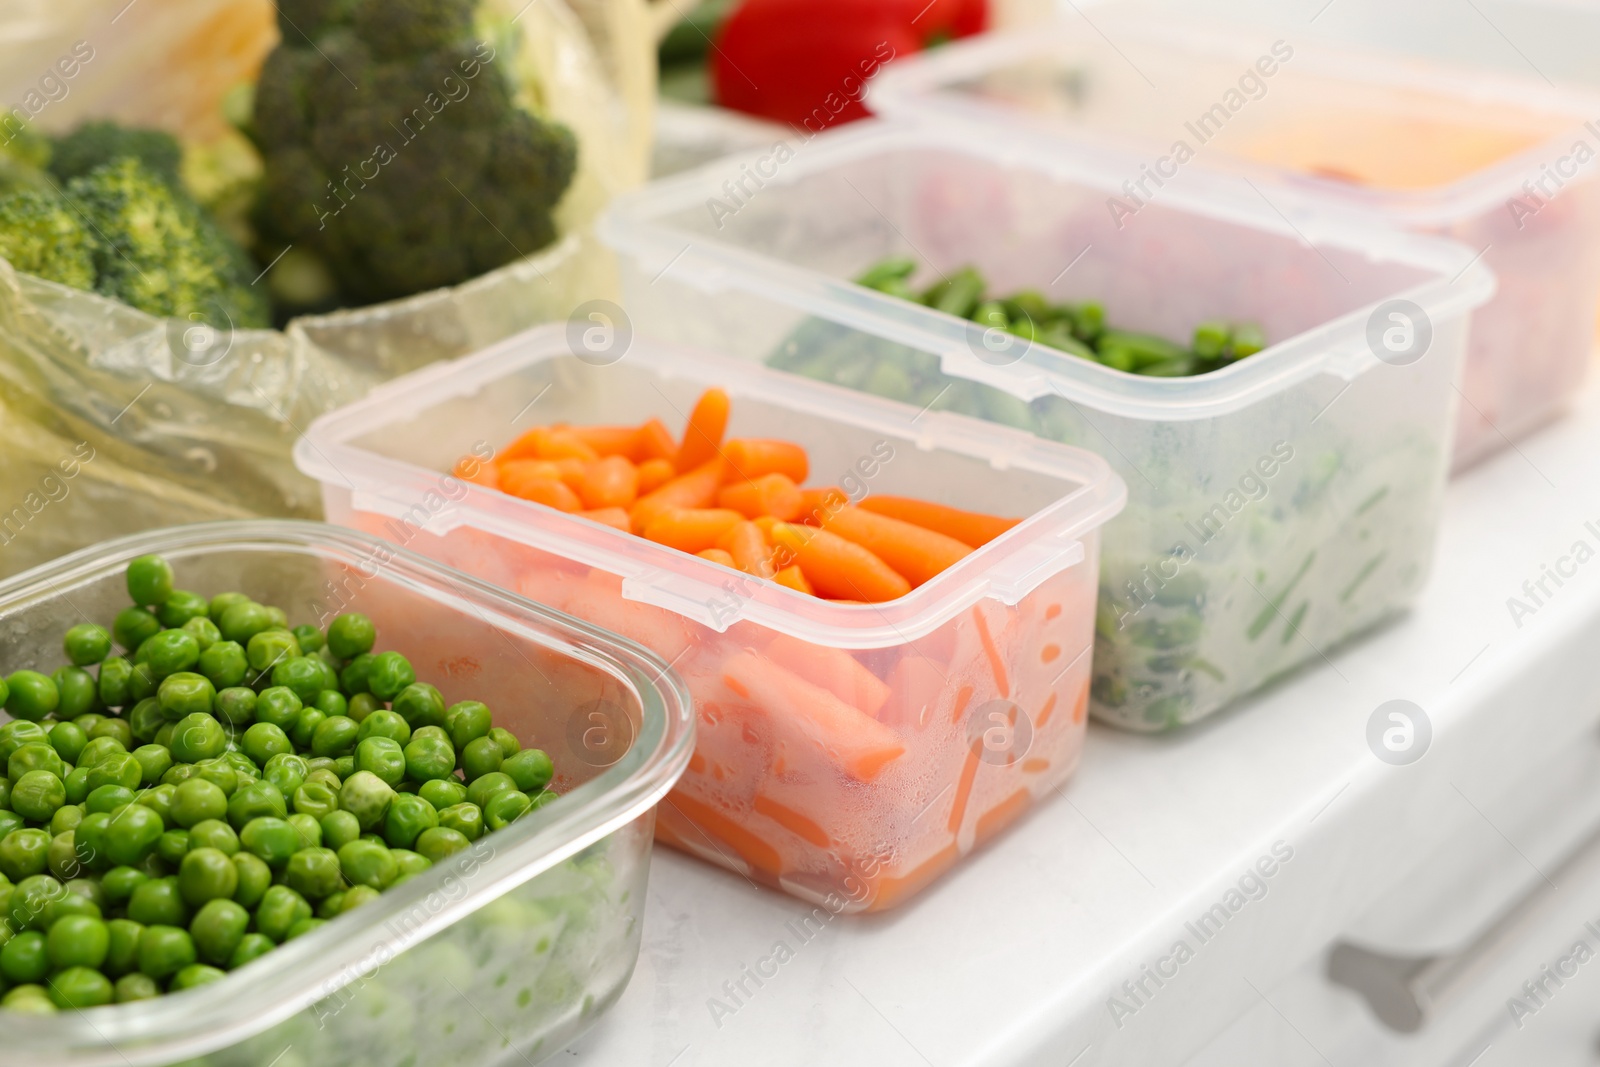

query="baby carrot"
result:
[452,456,499,488]
[821,506,973,587]
[773,565,812,595]
[717,472,803,521]
[507,427,599,462]
[718,520,775,578]
[768,523,911,602]
[726,438,809,483]
[498,459,565,495]
[574,455,640,510]
[797,486,849,525]
[643,508,745,554]
[630,458,725,532]
[636,457,676,494]
[568,425,641,458]
[633,418,679,465]
[578,507,632,532]
[858,496,1022,547]
[675,388,730,472]
[507,477,582,513]
[698,548,737,567]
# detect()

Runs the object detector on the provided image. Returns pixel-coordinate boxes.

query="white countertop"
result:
[565,377,1600,1067]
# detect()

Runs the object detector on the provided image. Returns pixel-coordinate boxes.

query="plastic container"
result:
[0,520,693,1067]
[598,120,1495,731]
[866,15,1600,468]
[294,324,1126,910]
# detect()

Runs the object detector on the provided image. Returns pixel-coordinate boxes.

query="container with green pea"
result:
[0,521,693,1066]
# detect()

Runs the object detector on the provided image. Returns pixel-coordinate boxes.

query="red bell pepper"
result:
[712,0,987,130]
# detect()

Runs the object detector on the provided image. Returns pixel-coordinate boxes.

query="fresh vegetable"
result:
[250,0,579,304]
[0,554,559,1011]
[849,257,1266,377]
[464,389,1022,602]
[48,121,183,187]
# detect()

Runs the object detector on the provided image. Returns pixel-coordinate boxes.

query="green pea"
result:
[126,661,158,703]
[446,700,493,751]
[254,884,312,943]
[284,847,342,901]
[218,603,273,646]
[261,752,307,798]
[347,693,382,721]
[138,630,200,680]
[168,779,227,829]
[237,723,289,769]
[238,817,298,867]
[338,771,394,831]
[11,771,64,823]
[311,716,361,759]
[126,555,175,607]
[187,820,238,856]
[97,657,133,708]
[0,721,48,764]
[136,925,195,979]
[48,965,113,1008]
[48,830,81,881]
[158,672,215,721]
[286,917,325,940]
[327,614,376,660]
[487,727,521,759]
[127,878,188,928]
[178,848,238,906]
[246,629,300,675]
[102,804,164,867]
[484,789,533,831]
[77,735,127,770]
[179,615,223,653]
[198,641,248,690]
[4,672,58,723]
[292,781,340,822]
[49,804,85,836]
[46,722,87,767]
[0,931,48,983]
[125,699,164,745]
[529,790,560,811]
[49,881,102,925]
[169,713,227,764]
[285,812,321,850]
[414,827,470,864]
[230,852,272,909]
[51,667,98,720]
[334,754,359,780]
[254,687,302,732]
[272,657,326,705]
[355,737,406,788]
[85,785,135,815]
[100,867,149,909]
[391,849,431,879]
[9,742,64,781]
[154,829,189,867]
[336,840,396,890]
[310,691,344,720]
[1,986,55,1013]
[339,653,376,695]
[461,735,504,782]
[113,607,161,652]
[72,813,110,872]
[190,761,238,798]
[64,623,113,667]
[465,772,515,811]
[367,653,415,703]
[104,917,143,977]
[382,793,438,850]
[84,752,142,793]
[114,973,160,1002]
[319,810,360,852]
[156,590,209,629]
[289,708,326,751]
[418,778,467,811]
[392,683,446,730]
[501,748,554,794]
[132,744,174,787]
[229,931,275,969]
[46,914,108,969]
[206,592,250,624]
[437,803,484,842]
[340,884,381,912]
[212,686,257,729]
[0,775,10,810]
[135,783,176,826]
[86,716,133,750]
[403,734,455,783]
[302,765,339,789]
[8,874,64,930]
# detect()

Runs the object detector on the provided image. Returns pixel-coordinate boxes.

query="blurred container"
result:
[0,519,693,1067]
[867,14,1600,468]
[295,325,1126,909]
[598,120,1493,730]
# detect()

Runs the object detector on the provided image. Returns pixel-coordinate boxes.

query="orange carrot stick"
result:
[697,548,737,568]
[716,473,803,521]
[577,507,631,532]
[633,418,678,465]
[796,486,849,525]
[819,506,973,587]
[767,523,911,603]
[574,455,639,510]
[675,388,731,472]
[636,457,676,494]
[726,438,809,483]
[568,425,641,458]
[857,496,1021,548]
[506,477,582,513]
[630,458,725,533]
[643,508,744,554]
[773,565,812,594]
[763,633,891,718]
[718,521,774,578]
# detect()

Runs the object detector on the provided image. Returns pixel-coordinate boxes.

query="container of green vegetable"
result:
[599,120,1496,730]
[0,520,693,1065]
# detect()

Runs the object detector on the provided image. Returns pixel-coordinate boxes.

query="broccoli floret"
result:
[0,188,95,289]
[252,0,578,303]
[50,120,184,186]
[69,158,269,327]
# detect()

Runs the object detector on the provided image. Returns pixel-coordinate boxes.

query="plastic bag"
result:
[0,0,655,577]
